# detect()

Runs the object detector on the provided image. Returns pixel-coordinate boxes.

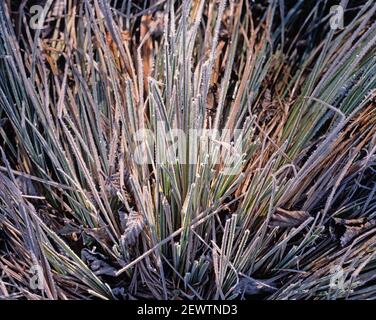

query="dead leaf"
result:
[235,275,277,296]
[121,211,145,246]
[331,217,376,247]
[270,207,311,228]
[81,248,117,276]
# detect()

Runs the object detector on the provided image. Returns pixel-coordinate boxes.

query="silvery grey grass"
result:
[0,0,375,300]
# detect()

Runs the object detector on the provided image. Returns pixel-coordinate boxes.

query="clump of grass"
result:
[0,0,375,300]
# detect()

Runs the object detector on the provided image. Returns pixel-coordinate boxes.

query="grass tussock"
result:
[0,0,375,300]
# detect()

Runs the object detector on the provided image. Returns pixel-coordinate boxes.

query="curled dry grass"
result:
[0,0,375,299]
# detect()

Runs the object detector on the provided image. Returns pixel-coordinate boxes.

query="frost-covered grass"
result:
[0,0,375,300]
